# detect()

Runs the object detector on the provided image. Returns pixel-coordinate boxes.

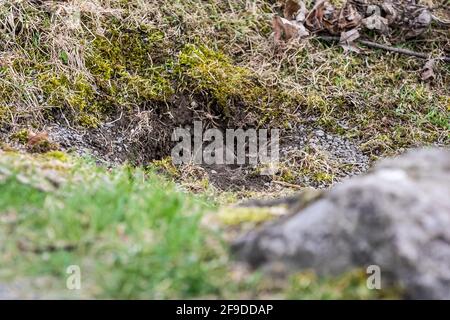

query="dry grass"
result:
[0,0,448,163]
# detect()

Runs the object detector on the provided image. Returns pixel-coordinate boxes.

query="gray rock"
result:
[315,130,325,137]
[233,148,450,299]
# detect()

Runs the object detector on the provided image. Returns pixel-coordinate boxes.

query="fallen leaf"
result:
[421,59,435,81]
[305,0,329,31]
[27,131,49,147]
[362,5,389,34]
[322,2,339,34]
[337,2,362,30]
[295,1,308,23]
[339,28,361,53]
[273,16,284,44]
[405,8,432,38]
[273,16,309,44]
[381,1,397,24]
[284,0,301,20]
[340,28,360,43]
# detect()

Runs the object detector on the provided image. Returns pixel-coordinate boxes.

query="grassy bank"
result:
[0,150,229,298]
[0,150,395,299]
[0,0,447,299]
[0,0,448,163]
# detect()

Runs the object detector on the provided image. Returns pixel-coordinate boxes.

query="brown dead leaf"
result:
[275,0,439,55]
[305,0,329,31]
[381,1,397,24]
[284,0,301,20]
[340,28,360,43]
[273,20,281,44]
[339,28,361,53]
[421,59,435,81]
[322,4,339,34]
[337,2,362,30]
[26,130,58,153]
[273,16,309,44]
[27,131,49,147]
[273,16,285,44]
[405,8,432,38]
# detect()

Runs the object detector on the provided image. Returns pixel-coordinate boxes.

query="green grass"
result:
[0,151,230,298]
[0,151,397,299]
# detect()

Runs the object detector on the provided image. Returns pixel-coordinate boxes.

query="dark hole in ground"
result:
[1,97,372,192]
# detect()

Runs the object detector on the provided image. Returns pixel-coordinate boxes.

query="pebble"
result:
[282,124,370,188]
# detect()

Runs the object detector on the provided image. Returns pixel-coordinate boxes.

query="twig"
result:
[318,36,450,62]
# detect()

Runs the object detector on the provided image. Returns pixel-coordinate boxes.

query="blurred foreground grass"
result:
[0,150,395,299]
[0,150,231,298]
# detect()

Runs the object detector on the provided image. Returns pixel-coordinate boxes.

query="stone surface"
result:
[233,148,450,299]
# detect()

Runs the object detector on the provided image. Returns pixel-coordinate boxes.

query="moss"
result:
[175,44,256,110]
[85,23,173,106]
[173,44,299,125]
[37,72,102,127]
[286,269,403,299]
[305,92,328,114]
[95,24,166,73]
[76,113,100,128]
[44,150,69,162]
[0,106,7,124]
[217,207,275,226]
[11,129,29,144]
[314,172,334,183]
[150,157,180,178]
[118,70,173,101]
[1,15,176,130]
[27,139,58,154]
[279,167,297,183]
[0,0,447,162]
[0,4,298,132]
